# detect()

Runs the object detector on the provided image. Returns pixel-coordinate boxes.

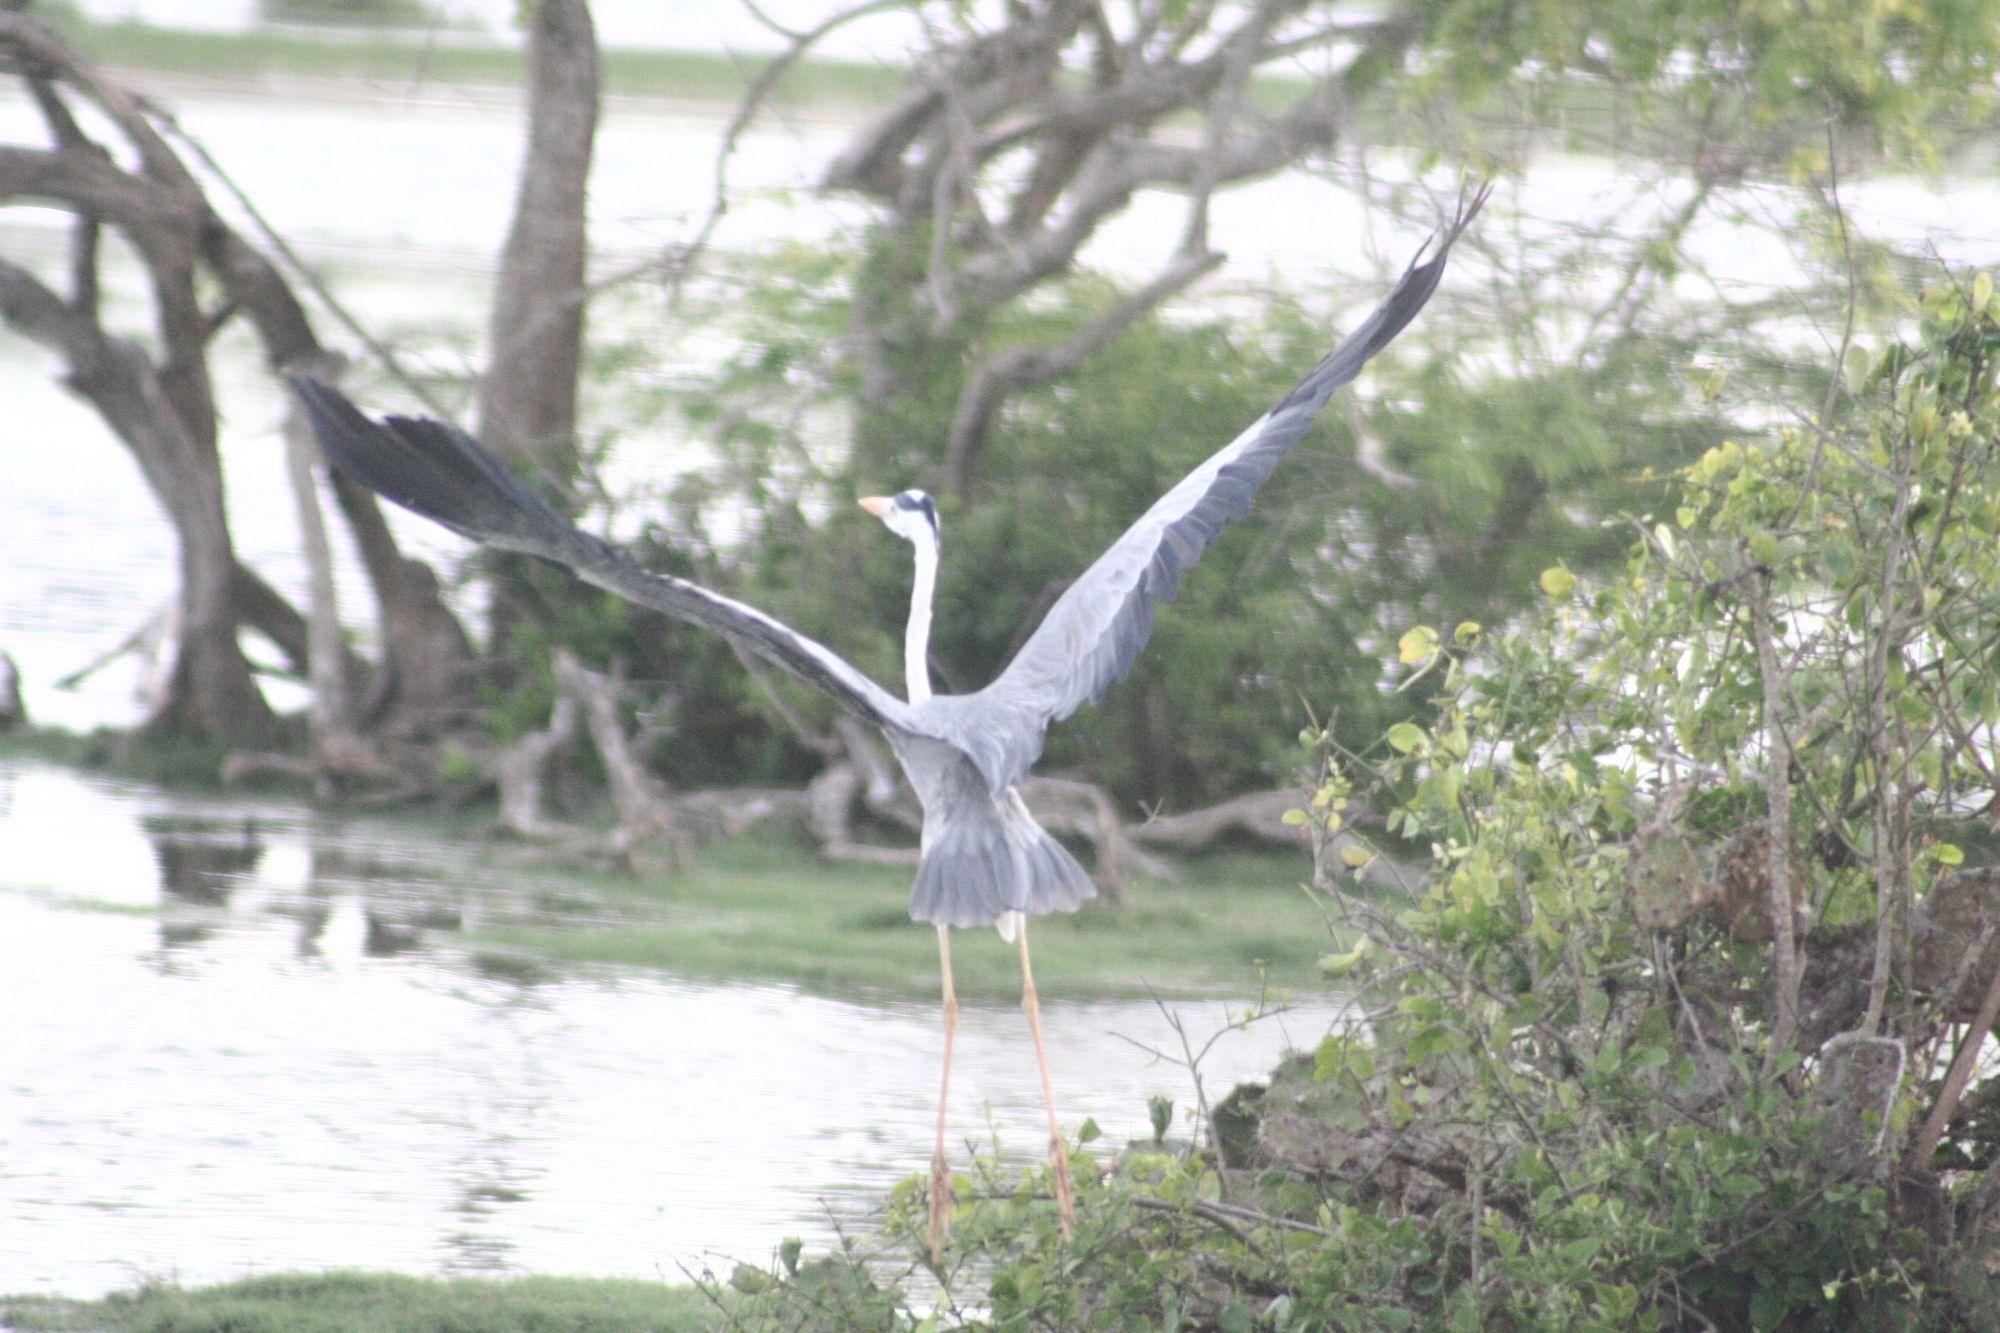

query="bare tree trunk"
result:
[283,367,352,743]
[480,0,598,477]
[477,0,600,648]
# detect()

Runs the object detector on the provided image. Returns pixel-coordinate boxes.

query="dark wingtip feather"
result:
[288,374,573,552]
[1272,178,1488,420]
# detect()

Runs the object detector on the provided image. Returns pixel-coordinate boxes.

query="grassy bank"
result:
[0,1271,716,1332]
[51,14,1407,137]
[57,16,906,109]
[469,835,1330,1001]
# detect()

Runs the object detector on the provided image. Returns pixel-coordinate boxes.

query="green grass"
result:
[470,835,1334,1002]
[57,17,909,109]
[0,723,310,792]
[50,13,1403,135]
[0,1270,717,1332]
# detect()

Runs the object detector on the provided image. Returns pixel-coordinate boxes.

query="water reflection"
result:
[146,816,265,906]
[0,757,1334,1298]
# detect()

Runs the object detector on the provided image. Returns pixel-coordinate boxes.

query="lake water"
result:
[0,755,1335,1297]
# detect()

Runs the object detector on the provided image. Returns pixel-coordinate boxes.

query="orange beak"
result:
[858,495,892,517]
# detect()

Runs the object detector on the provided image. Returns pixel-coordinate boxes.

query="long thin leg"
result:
[1017,918,1076,1237]
[929,925,958,1264]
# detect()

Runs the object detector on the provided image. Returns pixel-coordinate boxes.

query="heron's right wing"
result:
[956,185,1487,793]
[291,376,922,737]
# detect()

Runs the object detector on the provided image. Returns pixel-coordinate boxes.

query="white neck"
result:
[905,530,938,704]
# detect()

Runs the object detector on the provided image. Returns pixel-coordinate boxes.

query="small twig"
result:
[1818,121,1858,432]
[144,103,447,416]
[663,0,907,306]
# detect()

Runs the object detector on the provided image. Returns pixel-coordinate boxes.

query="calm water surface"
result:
[0,756,1334,1298]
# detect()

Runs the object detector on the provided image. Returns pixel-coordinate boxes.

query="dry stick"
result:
[964,1188,1327,1245]
[1904,949,2000,1176]
[1749,585,1803,1075]
[1125,1194,1272,1260]
[1818,121,1859,432]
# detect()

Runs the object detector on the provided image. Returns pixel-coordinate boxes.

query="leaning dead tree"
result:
[0,12,471,751]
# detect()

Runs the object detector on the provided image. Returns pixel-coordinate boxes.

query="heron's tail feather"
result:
[911,792,1095,931]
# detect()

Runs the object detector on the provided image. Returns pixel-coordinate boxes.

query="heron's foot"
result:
[927,1148,953,1263]
[1048,1134,1076,1239]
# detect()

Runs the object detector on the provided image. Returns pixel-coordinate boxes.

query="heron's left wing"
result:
[954,186,1486,794]
[291,376,924,739]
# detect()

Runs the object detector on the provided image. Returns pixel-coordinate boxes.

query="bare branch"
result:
[942,244,1224,493]
[666,0,910,303]
[1905,951,2000,1175]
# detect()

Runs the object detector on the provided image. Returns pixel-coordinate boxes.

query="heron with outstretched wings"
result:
[293,184,1483,1258]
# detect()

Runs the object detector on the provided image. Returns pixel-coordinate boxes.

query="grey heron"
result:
[291,186,1481,1258]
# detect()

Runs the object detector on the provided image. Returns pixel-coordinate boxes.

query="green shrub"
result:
[703,273,2000,1331]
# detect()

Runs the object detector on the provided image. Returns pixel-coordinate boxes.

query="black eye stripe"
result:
[891,491,939,532]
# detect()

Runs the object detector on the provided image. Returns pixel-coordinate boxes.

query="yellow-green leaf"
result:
[1538,565,1577,598]
[1320,937,1371,976]
[1281,807,1309,826]
[1339,844,1373,869]
[1386,722,1426,754]
[1934,842,1965,866]
[1975,271,1994,311]
[1841,343,1873,394]
[1398,625,1439,666]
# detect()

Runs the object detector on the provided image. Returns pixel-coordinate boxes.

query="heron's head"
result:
[858,489,939,546]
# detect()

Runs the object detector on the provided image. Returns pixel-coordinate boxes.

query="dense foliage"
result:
[701,270,2000,1329]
